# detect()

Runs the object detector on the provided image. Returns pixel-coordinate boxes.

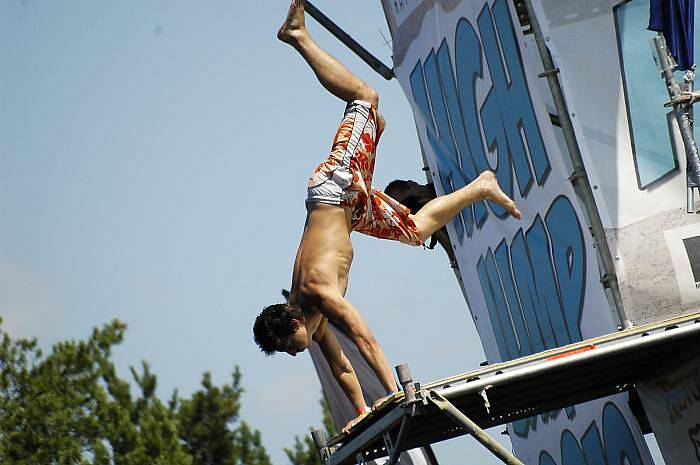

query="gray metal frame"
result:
[311,313,700,465]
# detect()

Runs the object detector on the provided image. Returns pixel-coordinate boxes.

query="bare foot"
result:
[477,171,522,219]
[277,0,307,44]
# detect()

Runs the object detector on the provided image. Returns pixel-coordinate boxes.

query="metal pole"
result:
[395,363,416,403]
[304,1,394,80]
[427,391,525,465]
[521,0,630,329]
[684,69,698,213]
[683,65,700,213]
[652,35,700,213]
[311,428,331,464]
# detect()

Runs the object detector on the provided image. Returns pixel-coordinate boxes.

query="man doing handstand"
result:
[253,0,522,433]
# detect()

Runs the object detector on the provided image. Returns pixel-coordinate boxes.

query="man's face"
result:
[278,319,308,357]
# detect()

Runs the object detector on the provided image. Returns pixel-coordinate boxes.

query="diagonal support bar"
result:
[427,390,525,465]
[384,404,415,465]
[305,1,395,80]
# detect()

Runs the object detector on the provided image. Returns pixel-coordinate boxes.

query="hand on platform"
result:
[371,392,397,411]
[342,412,369,434]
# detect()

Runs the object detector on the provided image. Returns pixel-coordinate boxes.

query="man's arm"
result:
[314,319,369,433]
[303,287,399,395]
[314,319,364,406]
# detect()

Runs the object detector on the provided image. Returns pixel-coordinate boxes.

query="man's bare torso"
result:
[288,203,354,332]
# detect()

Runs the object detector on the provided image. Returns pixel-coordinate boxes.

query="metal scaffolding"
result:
[650,34,700,213]
[311,312,700,465]
[299,4,700,464]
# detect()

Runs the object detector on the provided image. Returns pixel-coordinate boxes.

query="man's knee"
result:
[408,214,432,245]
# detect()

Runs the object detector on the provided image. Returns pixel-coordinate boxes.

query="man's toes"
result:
[510,205,522,219]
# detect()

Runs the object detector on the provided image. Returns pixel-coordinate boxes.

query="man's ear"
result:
[291,318,302,328]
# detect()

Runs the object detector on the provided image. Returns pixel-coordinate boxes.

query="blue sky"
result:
[1,1,667,464]
[0,1,505,463]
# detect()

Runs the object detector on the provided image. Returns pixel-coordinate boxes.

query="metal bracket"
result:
[600,273,615,286]
[382,431,394,457]
[538,67,560,78]
[568,169,587,183]
[478,386,493,414]
[663,91,700,108]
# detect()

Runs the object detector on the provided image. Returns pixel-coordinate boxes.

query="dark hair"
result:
[384,179,411,199]
[253,303,304,355]
[385,180,436,214]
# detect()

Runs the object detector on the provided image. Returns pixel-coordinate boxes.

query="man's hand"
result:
[372,392,400,411]
[342,412,370,434]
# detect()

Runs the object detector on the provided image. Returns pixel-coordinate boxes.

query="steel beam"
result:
[305,1,394,80]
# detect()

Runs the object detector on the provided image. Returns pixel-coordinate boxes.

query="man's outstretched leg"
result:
[278,0,381,115]
[410,171,522,242]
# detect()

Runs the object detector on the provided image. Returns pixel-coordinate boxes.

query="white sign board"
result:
[381,0,655,463]
[536,0,700,323]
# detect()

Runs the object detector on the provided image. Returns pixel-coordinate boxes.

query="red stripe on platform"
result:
[547,345,597,361]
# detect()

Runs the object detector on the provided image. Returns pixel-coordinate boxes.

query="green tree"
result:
[284,396,336,465]
[176,369,270,465]
[0,318,270,465]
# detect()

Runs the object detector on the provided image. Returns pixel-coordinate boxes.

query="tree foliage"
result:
[0,318,272,465]
[0,318,336,465]
[284,397,336,465]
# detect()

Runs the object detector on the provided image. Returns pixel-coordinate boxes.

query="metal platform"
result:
[315,312,700,465]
